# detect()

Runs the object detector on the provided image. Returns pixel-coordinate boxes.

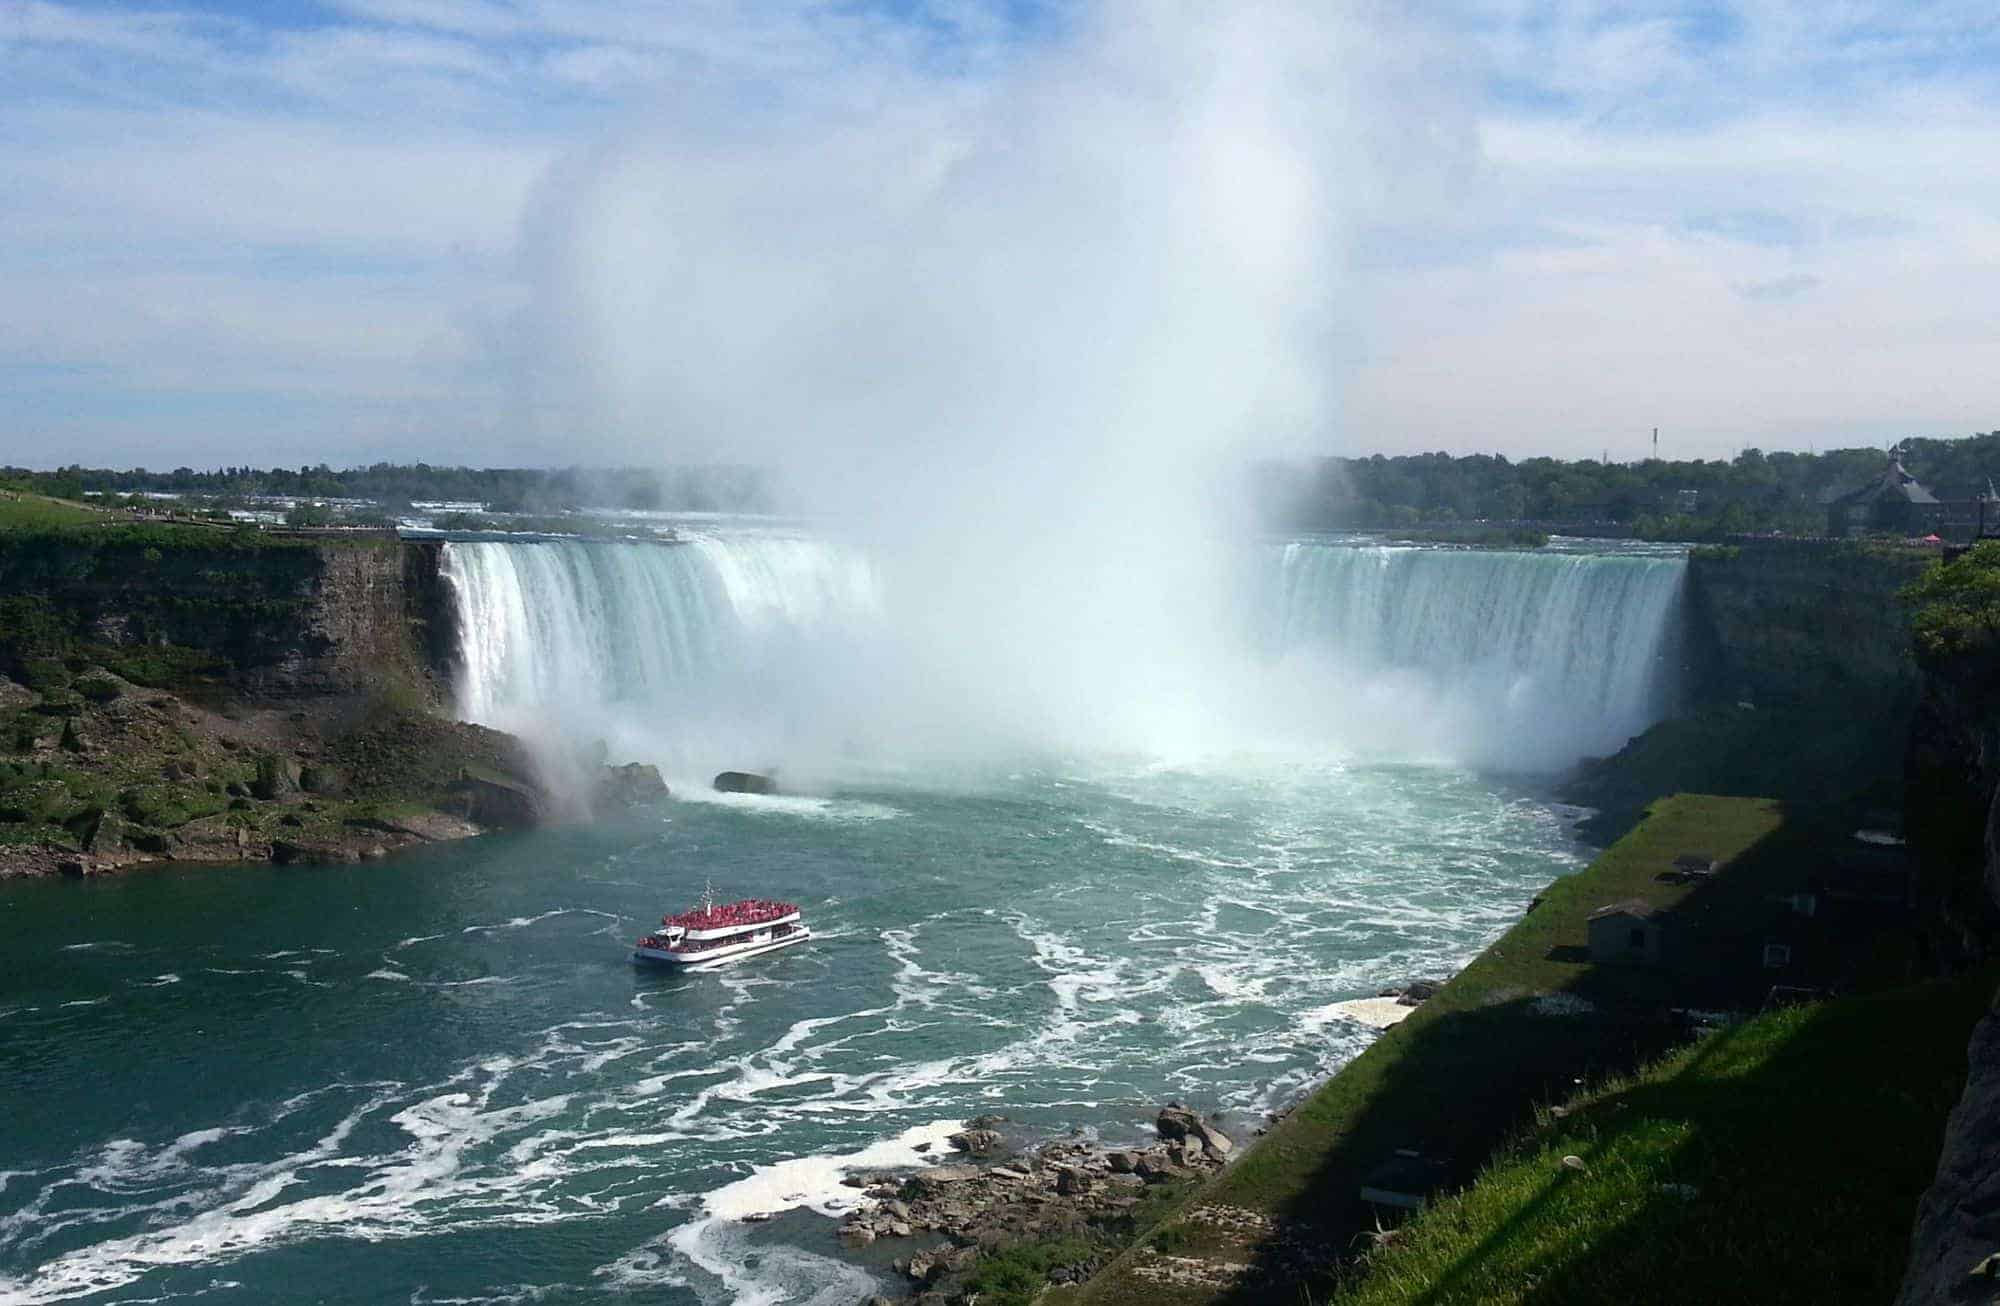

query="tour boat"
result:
[632,890,810,971]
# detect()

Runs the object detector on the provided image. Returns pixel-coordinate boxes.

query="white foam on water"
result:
[645,1119,961,1306]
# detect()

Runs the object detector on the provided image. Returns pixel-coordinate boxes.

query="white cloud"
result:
[0,0,1997,467]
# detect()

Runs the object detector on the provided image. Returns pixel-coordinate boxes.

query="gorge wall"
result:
[1684,539,1929,709]
[0,528,451,703]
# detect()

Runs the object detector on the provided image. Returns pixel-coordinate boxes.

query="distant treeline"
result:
[1262,431,2000,539]
[0,463,775,515]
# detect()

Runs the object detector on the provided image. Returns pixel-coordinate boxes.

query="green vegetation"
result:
[962,1237,1101,1306]
[1262,429,2000,537]
[1905,540,2000,664]
[0,492,102,529]
[1330,970,1994,1306]
[3,460,773,515]
[1562,704,1906,842]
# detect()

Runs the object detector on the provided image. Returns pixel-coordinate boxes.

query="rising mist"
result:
[505,4,1402,768]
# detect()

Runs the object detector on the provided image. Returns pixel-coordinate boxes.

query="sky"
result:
[2,0,1998,471]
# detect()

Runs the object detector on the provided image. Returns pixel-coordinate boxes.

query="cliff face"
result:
[1684,540,1930,709]
[0,529,451,702]
[1898,568,2000,1304]
[1566,542,1930,837]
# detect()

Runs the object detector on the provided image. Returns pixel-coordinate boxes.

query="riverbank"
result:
[0,661,669,878]
[1047,792,1935,1305]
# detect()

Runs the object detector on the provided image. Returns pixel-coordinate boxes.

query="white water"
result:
[1260,540,1686,770]
[442,532,1686,780]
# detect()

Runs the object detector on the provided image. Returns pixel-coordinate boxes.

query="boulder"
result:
[900,1164,982,1200]
[713,770,777,795]
[1106,1150,1140,1174]
[1156,1104,1201,1141]
[442,773,544,828]
[1134,1153,1178,1182]
[596,762,669,808]
[1054,1167,1090,1197]
[1398,978,1444,1007]
[250,755,301,800]
[949,1129,1004,1155]
[299,765,345,796]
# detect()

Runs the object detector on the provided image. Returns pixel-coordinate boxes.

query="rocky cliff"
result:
[1684,539,1929,709]
[0,527,659,877]
[1898,543,2000,1304]
[1565,540,1931,837]
[0,527,453,701]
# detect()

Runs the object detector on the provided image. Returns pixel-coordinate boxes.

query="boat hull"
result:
[633,928,812,972]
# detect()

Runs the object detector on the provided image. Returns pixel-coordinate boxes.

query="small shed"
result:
[1360,1151,1448,1212]
[1587,899,1664,965]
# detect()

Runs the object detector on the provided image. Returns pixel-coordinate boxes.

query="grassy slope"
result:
[1066,795,1791,1306]
[1333,969,1995,1306]
[0,493,104,529]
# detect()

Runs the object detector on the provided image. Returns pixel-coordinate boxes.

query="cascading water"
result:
[1261,539,1686,769]
[442,532,881,786]
[444,531,1685,778]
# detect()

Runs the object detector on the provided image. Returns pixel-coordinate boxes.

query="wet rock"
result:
[270,838,360,866]
[949,1129,1004,1155]
[1398,978,1444,1007]
[966,1113,1010,1130]
[1156,1104,1201,1142]
[441,772,544,828]
[596,762,668,808]
[900,1165,982,1200]
[713,770,777,795]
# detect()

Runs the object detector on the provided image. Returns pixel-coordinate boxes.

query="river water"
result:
[0,533,1683,1305]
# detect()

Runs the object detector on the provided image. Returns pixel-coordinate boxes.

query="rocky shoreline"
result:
[824,978,1446,1305]
[831,1106,1236,1305]
[0,665,668,880]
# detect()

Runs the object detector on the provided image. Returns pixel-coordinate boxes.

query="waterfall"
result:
[1261,541,1686,769]
[440,533,881,784]
[440,533,1685,777]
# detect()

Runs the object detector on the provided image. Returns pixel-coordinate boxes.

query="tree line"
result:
[0,463,775,515]
[1262,431,2000,539]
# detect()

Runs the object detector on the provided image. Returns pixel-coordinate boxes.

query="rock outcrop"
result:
[713,770,778,795]
[1900,988,2000,1305]
[833,1109,1231,1301]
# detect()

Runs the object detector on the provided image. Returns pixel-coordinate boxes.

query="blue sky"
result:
[2,0,1998,469]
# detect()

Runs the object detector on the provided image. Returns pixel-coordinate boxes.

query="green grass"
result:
[1331,969,1994,1306]
[0,493,101,529]
[1070,795,1797,1305]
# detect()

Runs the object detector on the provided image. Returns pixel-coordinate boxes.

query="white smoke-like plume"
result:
[499,3,1466,768]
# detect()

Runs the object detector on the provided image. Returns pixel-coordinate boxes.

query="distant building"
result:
[1827,456,1940,537]
[1587,900,1664,964]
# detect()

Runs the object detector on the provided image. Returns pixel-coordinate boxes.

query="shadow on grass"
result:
[1201,796,1935,1305]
